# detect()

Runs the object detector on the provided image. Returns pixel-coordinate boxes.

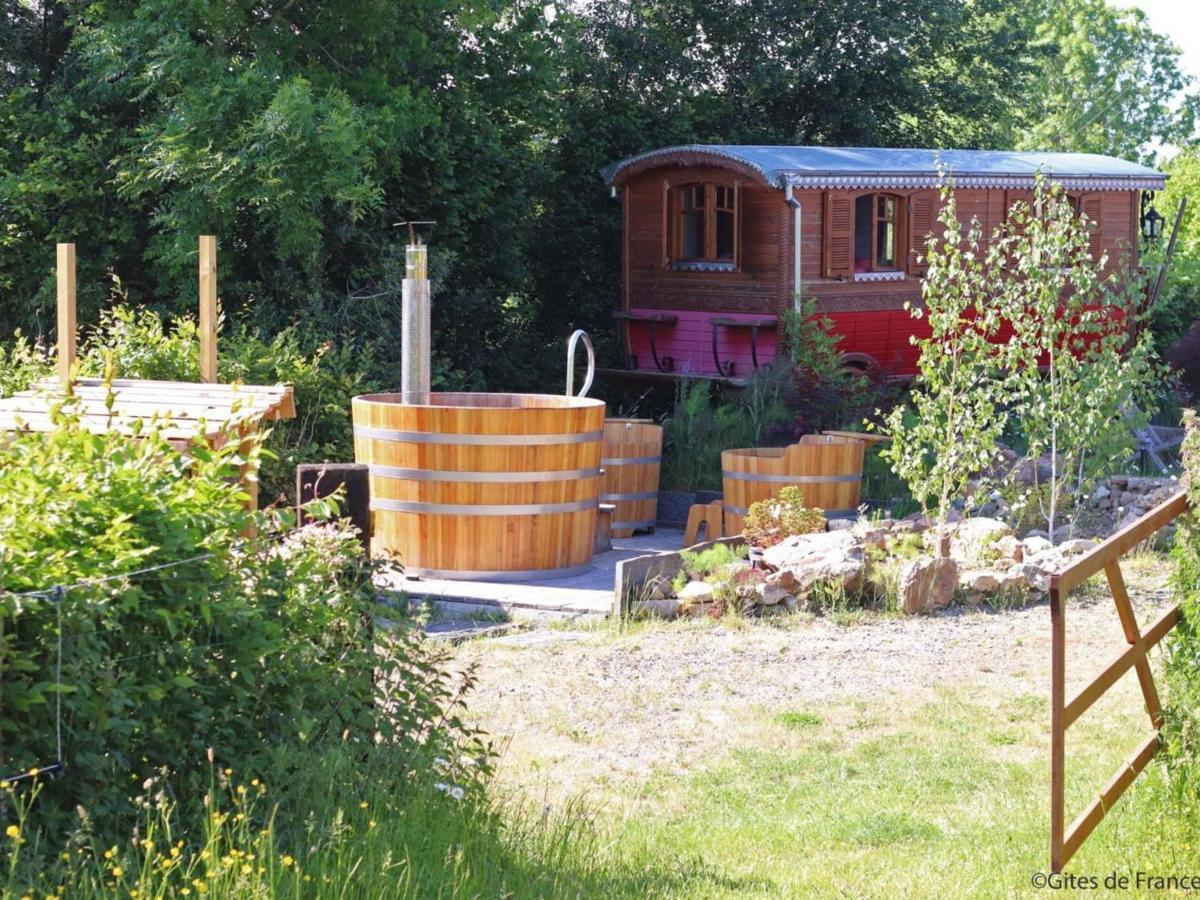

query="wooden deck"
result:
[1,238,296,510]
[0,377,294,446]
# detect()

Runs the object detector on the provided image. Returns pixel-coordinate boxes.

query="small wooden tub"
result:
[600,418,663,537]
[352,392,606,580]
[721,435,866,532]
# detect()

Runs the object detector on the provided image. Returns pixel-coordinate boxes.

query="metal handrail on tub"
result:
[566,330,595,398]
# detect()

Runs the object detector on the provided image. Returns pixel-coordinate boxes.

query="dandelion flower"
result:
[27,768,39,778]
[111,866,124,879]
[281,855,294,867]
[369,820,377,830]
[5,825,19,839]
[359,801,368,809]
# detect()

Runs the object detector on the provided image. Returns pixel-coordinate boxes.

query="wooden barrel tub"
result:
[721,435,866,532]
[352,392,606,580]
[600,418,663,537]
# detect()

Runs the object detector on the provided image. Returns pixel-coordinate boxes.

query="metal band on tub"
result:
[369,464,600,483]
[599,491,658,502]
[354,425,603,446]
[720,471,861,484]
[370,498,598,516]
[600,455,662,466]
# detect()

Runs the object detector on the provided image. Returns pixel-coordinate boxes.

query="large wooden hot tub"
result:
[352,392,606,580]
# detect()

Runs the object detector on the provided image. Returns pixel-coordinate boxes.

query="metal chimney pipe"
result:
[399,225,432,405]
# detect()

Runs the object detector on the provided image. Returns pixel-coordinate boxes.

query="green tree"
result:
[1147,148,1200,354]
[881,186,1011,548]
[0,0,557,386]
[1007,0,1197,160]
[1000,179,1157,542]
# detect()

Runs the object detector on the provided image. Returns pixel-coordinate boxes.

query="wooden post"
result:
[56,243,76,389]
[1049,589,1066,873]
[199,235,218,383]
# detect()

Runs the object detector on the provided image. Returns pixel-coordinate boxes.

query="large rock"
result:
[898,556,959,614]
[762,530,865,597]
[993,535,1024,562]
[1021,563,1051,594]
[893,512,933,534]
[1021,535,1053,557]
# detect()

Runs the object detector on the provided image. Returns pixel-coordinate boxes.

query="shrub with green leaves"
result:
[0,332,51,398]
[743,487,826,549]
[1165,411,1200,796]
[0,403,474,839]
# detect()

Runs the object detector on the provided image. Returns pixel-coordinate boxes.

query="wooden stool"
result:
[683,499,725,546]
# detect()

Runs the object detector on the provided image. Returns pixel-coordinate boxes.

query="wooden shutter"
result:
[908,191,936,274]
[1079,194,1104,262]
[823,191,852,279]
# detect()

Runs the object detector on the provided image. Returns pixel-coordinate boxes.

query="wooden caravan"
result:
[602,146,1165,380]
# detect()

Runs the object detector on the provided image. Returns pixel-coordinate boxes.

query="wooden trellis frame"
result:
[1048,491,1190,872]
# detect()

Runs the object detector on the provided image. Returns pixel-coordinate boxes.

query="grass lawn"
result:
[584,687,1199,897]
[455,569,1200,898]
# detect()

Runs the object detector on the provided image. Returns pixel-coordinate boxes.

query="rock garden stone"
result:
[898,555,958,614]
[993,535,1023,561]
[676,580,715,615]
[677,580,714,601]
[1021,563,1051,594]
[1056,538,1097,556]
[948,517,1012,564]
[762,530,865,597]
[756,582,795,606]
[894,512,933,534]
[959,569,1001,594]
[635,598,680,619]
[1021,535,1053,557]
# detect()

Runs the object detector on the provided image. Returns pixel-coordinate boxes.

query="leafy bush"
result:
[0,403,465,839]
[1165,410,1200,794]
[0,332,51,398]
[743,487,826,549]
[672,543,747,593]
[1148,149,1200,359]
[660,381,763,492]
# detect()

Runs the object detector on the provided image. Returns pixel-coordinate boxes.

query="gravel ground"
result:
[451,572,1175,798]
